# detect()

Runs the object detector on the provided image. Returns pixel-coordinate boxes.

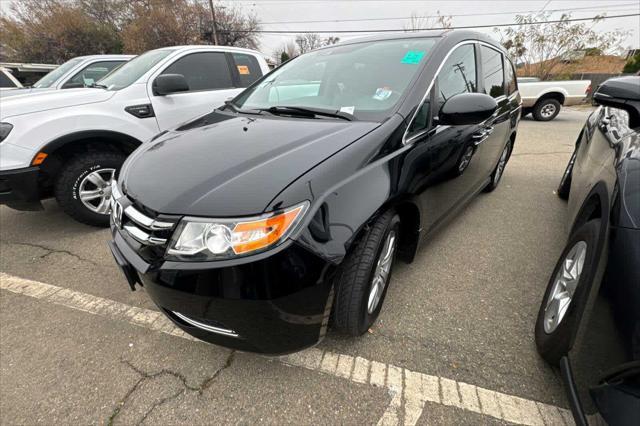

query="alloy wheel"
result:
[540,103,557,119]
[367,230,397,314]
[78,168,116,215]
[543,241,587,334]
[494,144,509,184]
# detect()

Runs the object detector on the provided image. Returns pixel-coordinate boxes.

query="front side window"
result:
[161,52,233,92]
[99,49,173,91]
[32,57,84,88]
[0,71,17,88]
[232,53,262,87]
[481,45,505,98]
[436,44,477,109]
[232,38,438,122]
[63,61,125,88]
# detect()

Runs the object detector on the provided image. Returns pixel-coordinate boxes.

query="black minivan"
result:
[109,30,521,354]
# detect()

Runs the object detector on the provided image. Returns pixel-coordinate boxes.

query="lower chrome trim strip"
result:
[172,311,239,338]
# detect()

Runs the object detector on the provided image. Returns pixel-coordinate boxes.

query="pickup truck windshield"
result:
[232,38,437,122]
[98,49,173,91]
[33,58,84,88]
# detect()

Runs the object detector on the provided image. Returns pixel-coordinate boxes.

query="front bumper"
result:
[110,227,335,354]
[0,166,43,211]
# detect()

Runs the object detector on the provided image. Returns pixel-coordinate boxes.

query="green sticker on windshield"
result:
[401,51,425,64]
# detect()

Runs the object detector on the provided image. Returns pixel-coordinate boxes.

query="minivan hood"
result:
[120,111,380,216]
[0,88,115,118]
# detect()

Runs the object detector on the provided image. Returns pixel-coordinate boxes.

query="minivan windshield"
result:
[98,49,173,91]
[231,38,437,121]
[33,58,84,88]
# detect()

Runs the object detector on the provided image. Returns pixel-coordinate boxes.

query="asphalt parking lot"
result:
[1,107,592,425]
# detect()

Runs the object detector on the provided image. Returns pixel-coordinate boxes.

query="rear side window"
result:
[481,46,505,98]
[162,52,233,92]
[505,58,517,95]
[63,61,124,88]
[436,44,477,110]
[0,71,17,88]
[232,53,262,87]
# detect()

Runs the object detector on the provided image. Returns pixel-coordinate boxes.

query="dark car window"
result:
[0,71,17,88]
[505,58,517,95]
[161,52,233,92]
[481,45,505,98]
[62,61,125,88]
[436,44,477,109]
[232,53,262,87]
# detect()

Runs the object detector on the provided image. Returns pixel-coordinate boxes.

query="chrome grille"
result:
[120,204,175,246]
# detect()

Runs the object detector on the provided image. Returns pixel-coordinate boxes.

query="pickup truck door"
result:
[149,51,246,130]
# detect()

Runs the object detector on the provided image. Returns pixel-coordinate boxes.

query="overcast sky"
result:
[232,0,639,57]
[1,0,638,58]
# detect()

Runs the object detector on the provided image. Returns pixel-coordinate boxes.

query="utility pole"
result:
[208,0,218,45]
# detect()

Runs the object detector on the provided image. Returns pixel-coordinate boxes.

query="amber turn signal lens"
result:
[232,205,305,254]
[32,152,48,166]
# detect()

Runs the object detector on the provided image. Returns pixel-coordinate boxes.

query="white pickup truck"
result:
[1,55,134,98]
[0,45,269,226]
[517,77,591,121]
[0,67,24,91]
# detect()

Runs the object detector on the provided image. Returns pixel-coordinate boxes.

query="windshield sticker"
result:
[237,65,250,75]
[373,87,393,101]
[340,106,355,115]
[401,51,425,64]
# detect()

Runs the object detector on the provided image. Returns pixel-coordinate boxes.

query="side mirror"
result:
[593,76,640,128]
[438,93,497,126]
[153,74,189,96]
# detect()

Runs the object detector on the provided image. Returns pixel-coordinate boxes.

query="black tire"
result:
[522,108,531,117]
[484,140,512,192]
[557,150,577,200]
[535,220,600,365]
[532,98,561,121]
[55,151,126,227]
[333,210,400,336]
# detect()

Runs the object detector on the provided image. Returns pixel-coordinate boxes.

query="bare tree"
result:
[403,11,452,32]
[323,36,340,46]
[295,33,323,54]
[496,12,630,79]
[273,40,298,64]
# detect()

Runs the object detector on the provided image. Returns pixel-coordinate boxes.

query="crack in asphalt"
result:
[2,241,103,267]
[109,351,236,425]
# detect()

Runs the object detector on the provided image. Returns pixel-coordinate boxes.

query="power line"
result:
[258,3,639,25]
[228,13,640,34]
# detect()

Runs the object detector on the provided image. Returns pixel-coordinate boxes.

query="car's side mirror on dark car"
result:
[593,76,640,128]
[153,74,190,96]
[438,93,498,126]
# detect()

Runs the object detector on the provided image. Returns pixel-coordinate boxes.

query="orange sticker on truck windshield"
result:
[237,65,250,75]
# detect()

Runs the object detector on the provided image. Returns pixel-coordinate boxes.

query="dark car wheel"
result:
[484,140,512,192]
[333,210,400,336]
[55,151,125,227]
[533,98,561,121]
[557,150,577,200]
[535,220,600,365]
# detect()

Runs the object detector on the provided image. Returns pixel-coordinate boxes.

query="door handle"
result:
[472,126,494,145]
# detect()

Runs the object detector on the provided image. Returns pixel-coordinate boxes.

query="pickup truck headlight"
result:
[0,123,13,142]
[166,202,308,261]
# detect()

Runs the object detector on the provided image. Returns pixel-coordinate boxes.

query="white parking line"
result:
[0,272,571,425]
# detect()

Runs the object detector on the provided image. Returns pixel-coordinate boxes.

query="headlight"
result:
[0,123,13,142]
[167,201,309,260]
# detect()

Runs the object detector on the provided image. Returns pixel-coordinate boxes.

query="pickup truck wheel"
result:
[533,99,561,121]
[535,220,599,365]
[55,151,126,227]
[333,210,400,336]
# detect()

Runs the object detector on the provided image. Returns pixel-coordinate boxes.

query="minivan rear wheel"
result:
[333,210,400,336]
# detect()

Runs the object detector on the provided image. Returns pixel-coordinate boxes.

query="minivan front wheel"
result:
[55,151,126,227]
[333,210,400,336]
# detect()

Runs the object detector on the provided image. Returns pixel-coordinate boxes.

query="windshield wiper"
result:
[259,106,354,121]
[88,83,108,89]
[222,100,263,115]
